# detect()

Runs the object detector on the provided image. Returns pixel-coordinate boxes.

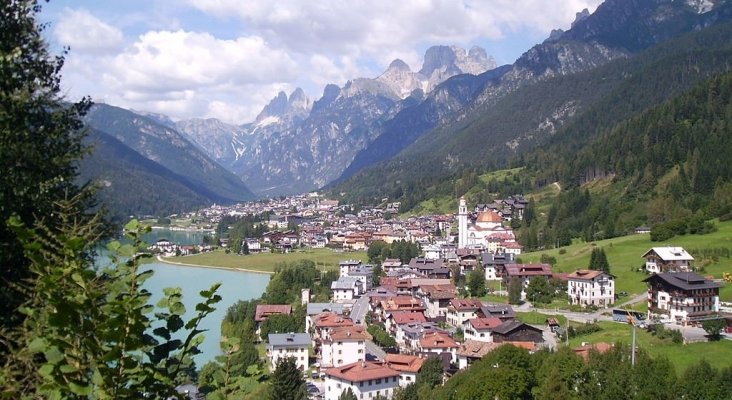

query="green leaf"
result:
[117,244,136,257]
[44,346,65,364]
[124,219,139,232]
[170,301,185,316]
[29,337,48,353]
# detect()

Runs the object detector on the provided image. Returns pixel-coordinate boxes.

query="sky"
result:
[40,0,603,125]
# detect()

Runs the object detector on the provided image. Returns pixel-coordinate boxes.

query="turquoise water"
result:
[101,228,270,367]
[143,262,270,366]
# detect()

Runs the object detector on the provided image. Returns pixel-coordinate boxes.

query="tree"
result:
[702,316,726,340]
[372,263,385,287]
[589,248,610,273]
[267,357,307,400]
[467,267,487,297]
[338,388,358,400]
[0,0,93,329]
[525,276,554,304]
[508,277,523,304]
[2,217,221,397]
[368,240,389,264]
[416,356,443,389]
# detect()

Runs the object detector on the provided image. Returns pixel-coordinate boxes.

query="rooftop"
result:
[325,361,400,383]
[255,304,292,322]
[268,332,311,347]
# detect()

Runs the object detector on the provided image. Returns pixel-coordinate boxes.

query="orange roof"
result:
[457,340,502,358]
[255,304,292,322]
[476,210,503,223]
[390,311,427,325]
[329,326,371,341]
[382,296,425,311]
[384,354,425,373]
[573,342,613,361]
[419,332,458,349]
[505,341,537,351]
[567,269,605,280]
[468,317,504,330]
[314,312,354,328]
[449,298,483,311]
[326,361,400,383]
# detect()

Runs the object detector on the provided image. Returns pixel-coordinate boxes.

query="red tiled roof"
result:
[567,269,604,280]
[329,326,371,341]
[326,361,400,383]
[255,304,292,322]
[314,312,354,328]
[419,332,458,349]
[476,211,503,223]
[449,298,483,311]
[390,311,427,325]
[384,354,425,373]
[468,317,504,330]
[504,263,553,277]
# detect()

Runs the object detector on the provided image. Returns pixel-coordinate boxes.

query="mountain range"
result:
[78,0,732,219]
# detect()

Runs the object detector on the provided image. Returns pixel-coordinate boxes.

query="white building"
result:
[463,317,503,343]
[567,270,615,307]
[267,333,310,372]
[445,298,483,328]
[384,354,425,387]
[642,247,694,273]
[320,326,370,368]
[331,276,361,301]
[645,272,720,324]
[324,361,401,400]
[457,197,507,249]
[418,332,458,363]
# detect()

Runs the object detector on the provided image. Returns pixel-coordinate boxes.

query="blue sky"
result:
[40,0,603,124]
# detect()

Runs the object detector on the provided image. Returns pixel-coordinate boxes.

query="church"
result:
[457,197,516,251]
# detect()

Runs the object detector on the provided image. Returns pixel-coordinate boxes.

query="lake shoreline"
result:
[157,256,275,275]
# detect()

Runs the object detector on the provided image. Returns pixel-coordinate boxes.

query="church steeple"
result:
[458,197,468,248]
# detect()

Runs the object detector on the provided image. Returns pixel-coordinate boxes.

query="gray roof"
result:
[644,272,720,291]
[268,333,311,347]
[331,276,360,290]
[491,320,542,335]
[307,303,346,315]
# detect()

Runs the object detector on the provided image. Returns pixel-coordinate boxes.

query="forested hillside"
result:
[331,21,732,212]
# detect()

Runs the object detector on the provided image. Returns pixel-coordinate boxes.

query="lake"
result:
[104,228,270,367]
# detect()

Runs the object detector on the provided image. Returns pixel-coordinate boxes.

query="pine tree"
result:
[338,388,358,400]
[268,357,307,400]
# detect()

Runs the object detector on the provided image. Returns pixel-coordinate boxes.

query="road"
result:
[365,339,387,360]
[351,295,370,325]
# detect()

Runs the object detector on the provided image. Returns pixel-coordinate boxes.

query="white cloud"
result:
[54,8,124,54]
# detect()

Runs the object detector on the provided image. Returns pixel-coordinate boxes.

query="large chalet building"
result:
[644,272,720,325]
[642,247,694,273]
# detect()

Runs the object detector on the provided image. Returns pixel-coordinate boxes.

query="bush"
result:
[567,323,602,338]
[558,248,567,255]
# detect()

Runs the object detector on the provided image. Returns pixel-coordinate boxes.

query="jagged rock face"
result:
[419,45,497,91]
[175,118,246,161]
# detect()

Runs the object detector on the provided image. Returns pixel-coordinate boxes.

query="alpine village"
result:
[4,1,732,399]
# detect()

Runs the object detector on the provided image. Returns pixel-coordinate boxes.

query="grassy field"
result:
[567,321,732,373]
[521,220,732,296]
[162,248,367,273]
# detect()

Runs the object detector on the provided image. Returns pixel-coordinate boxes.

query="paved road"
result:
[351,295,370,325]
[365,340,387,360]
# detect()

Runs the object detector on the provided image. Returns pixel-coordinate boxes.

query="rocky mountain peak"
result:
[256,88,312,123]
[388,59,412,71]
[572,8,591,28]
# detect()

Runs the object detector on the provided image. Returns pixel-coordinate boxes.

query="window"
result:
[376,379,381,384]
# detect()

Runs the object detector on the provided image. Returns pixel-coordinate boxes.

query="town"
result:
[157,193,731,400]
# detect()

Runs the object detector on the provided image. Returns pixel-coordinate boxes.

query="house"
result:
[267,333,311,372]
[312,312,354,343]
[385,311,426,336]
[418,284,457,320]
[644,272,720,325]
[642,247,694,273]
[445,298,484,328]
[324,361,401,400]
[479,304,516,321]
[482,253,516,281]
[306,303,347,334]
[400,322,445,350]
[320,326,371,368]
[339,260,363,277]
[503,263,553,299]
[384,354,425,387]
[418,331,458,363]
[254,304,292,337]
[382,258,403,271]
[244,238,263,253]
[331,276,361,301]
[463,317,503,342]
[567,269,615,308]
[456,340,503,370]
[490,320,545,344]
[408,258,449,279]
